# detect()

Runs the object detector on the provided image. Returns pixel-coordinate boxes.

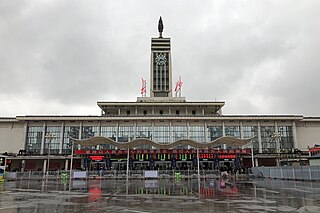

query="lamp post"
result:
[69,139,75,184]
[250,141,255,168]
[45,132,55,178]
[271,132,281,167]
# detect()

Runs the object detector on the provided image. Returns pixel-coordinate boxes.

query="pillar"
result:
[59,121,64,154]
[65,159,69,171]
[40,122,46,155]
[292,121,298,149]
[257,121,262,153]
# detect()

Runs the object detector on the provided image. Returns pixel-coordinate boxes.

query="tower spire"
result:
[158,16,164,38]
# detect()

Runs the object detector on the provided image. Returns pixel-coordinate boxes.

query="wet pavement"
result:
[1,178,320,213]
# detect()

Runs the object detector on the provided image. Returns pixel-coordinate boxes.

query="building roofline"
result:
[14,114,304,121]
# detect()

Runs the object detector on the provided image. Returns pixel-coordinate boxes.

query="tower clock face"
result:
[155,54,167,66]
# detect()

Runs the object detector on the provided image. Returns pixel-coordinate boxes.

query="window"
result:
[26,126,43,155]
[207,126,223,141]
[192,110,196,115]
[160,110,163,115]
[154,126,170,144]
[278,126,293,151]
[44,126,62,155]
[242,126,258,152]
[118,126,134,142]
[189,126,205,142]
[260,126,276,153]
[176,110,179,115]
[62,126,80,154]
[143,110,147,115]
[225,126,241,138]
[127,110,130,115]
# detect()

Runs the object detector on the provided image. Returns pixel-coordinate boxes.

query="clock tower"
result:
[150,17,172,97]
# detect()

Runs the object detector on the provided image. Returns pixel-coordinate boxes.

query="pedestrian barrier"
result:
[4,169,223,181]
[252,166,320,181]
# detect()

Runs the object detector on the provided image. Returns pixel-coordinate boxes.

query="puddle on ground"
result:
[0,179,320,212]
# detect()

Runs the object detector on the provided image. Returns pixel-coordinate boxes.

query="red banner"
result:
[75,148,251,155]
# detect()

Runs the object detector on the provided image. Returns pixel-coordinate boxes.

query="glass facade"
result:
[100,126,117,140]
[118,126,134,142]
[172,126,188,141]
[62,126,79,154]
[278,126,294,151]
[25,121,295,154]
[81,126,99,139]
[242,126,258,152]
[225,126,241,138]
[100,126,117,149]
[207,126,223,141]
[26,126,43,155]
[153,126,170,144]
[136,126,152,139]
[189,126,205,142]
[261,126,276,153]
[44,126,61,155]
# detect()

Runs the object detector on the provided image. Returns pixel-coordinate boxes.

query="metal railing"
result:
[4,169,222,180]
[252,166,320,181]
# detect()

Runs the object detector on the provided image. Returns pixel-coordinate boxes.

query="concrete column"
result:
[152,121,154,141]
[78,122,82,150]
[275,121,280,154]
[134,121,137,140]
[116,121,119,142]
[187,121,190,139]
[169,121,172,143]
[97,121,101,136]
[202,108,205,116]
[79,122,83,139]
[255,158,259,167]
[185,106,188,115]
[118,108,121,115]
[222,122,226,137]
[21,160,25,172]
[65,159,69,171]
[240,122,244,139]
[204,121,208,142]
[292,121,298,149]
[23,121,28,150]
[97,120,101,150]
[258,121,262,153]
[40,122,46,155]
[169,108,171,115]
[43,159,47,172]
[135,106,138,115]
[59,121,64,154]
[152,106,155,115]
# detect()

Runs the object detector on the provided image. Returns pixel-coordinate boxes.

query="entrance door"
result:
[133,162,149,170]
[90,162,106,171]
[219,160,234,171]
[177,161,191,170]
[156,161,171,170]
[201,161,213,170]
[112,162,127,171]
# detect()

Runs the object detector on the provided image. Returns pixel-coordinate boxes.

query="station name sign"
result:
[75,148,251,155]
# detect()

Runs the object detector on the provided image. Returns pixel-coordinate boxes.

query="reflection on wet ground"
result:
[1,178,320,213]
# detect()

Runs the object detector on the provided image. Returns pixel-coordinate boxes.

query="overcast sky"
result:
[1,0,320,117]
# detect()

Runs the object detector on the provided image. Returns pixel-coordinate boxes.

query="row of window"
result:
[26,125,294,154]
[125,110,198,115]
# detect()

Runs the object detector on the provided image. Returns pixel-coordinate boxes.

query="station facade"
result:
[1,18,320,172]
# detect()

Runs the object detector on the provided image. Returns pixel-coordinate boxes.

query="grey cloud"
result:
[0,0,320,116]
